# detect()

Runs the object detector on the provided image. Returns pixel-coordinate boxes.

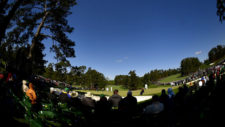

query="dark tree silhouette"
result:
[1,0,77,75]
[217,0,225,22]
[0,0,23,43]
[6,0,77,61]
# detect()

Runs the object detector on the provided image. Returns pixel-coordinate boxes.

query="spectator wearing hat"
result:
[81,92,96,122]
[69,91,79,98]
[59,87,71,103]
[81,92,95,109]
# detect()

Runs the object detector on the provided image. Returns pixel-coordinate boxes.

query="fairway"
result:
[159,73,187,83]
[77,85,179,97]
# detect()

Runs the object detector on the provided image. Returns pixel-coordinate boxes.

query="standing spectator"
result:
[108,89,122,109]
[119,90,137,118]
[159,89,169,110]
[167,88,175,99]
[95,94,111,119]
[119,90,137,120]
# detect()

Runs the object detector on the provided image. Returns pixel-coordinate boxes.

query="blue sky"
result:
[44,0,225,80]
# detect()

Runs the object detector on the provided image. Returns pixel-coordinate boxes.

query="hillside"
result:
[159,73,188,83]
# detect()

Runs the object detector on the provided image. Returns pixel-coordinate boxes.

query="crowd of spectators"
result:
[0,63,225,127]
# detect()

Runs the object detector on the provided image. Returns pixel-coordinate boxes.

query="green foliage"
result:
[128,70,142,90]
[43,65,107,89]
[142,68,180,83]
[106,80,115,85]
[180,57,201,76]
[0,0,77,75]
[114,68,180,90]
[208,45,225,63]
[114,75,129,86]
[115,71,142,90]
[84,68,107,89]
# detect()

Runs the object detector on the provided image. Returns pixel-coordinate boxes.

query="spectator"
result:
[69,91,79,98]
[49,87,58,105]
[108,89,122,109]
[81,92,96,123]
[59,88,71,103]
[26,83,37,105]
[0,73,4,80]
[183,84,189,94]
[81,92,95,109]
[174,87,185,105]
[167,88,175,99]
[119,90,137,118]
[6,72,13,82]
[159,89,169,110]
[22,80,28,93]
[199,80,203,87]
[95,94,111,119]
[143,95,164,115]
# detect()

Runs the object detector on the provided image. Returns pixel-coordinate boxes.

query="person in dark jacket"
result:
[119,90,137,119]
[95,94,111,122]
[59,88,71,103]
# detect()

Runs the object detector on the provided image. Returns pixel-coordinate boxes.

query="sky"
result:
[44,0,225,80]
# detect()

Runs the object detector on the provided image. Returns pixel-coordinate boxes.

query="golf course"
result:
[76,84,180,97]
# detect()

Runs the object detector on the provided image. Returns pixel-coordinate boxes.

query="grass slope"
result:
[159,73,187,83]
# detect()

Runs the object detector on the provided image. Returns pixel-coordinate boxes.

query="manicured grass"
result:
[199,64,210,70]
[76,85,179,97]
[159,73,187,83]
[105,85,128,91]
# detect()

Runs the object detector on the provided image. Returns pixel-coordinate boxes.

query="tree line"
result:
[114,69,179,89]
[43,63,106,89]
